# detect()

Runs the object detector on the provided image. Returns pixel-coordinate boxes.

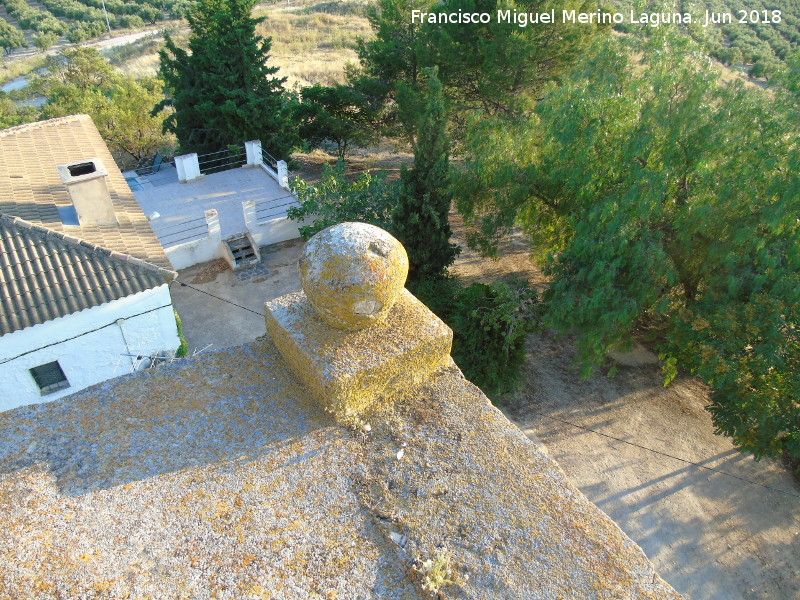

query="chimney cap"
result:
[57,158,108,185]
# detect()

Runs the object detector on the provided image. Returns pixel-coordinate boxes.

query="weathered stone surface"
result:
[298,222,409,330]
[265,289,452,419]
[0,340,682,600]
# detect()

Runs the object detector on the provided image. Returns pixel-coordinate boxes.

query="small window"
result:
[67,162,96,177]
[29,361,70,395]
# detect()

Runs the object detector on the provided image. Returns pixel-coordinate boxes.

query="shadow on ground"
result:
[507,333,800,600]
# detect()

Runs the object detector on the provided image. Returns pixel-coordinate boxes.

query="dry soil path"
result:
[448,214,800,600]
[505,335,799,600]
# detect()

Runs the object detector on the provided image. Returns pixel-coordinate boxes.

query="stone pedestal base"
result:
[265,289,453,420]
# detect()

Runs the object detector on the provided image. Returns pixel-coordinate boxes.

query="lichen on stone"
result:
[264,289,452,422]
[298,223,409,331]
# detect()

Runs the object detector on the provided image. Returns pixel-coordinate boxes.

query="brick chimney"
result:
[57,158,118,227]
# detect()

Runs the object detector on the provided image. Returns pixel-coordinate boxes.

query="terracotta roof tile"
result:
[0,215,175,336]
[0,115,169,269]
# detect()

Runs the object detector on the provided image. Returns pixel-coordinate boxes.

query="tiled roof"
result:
[0,215,175,336]
[0,115,170,269]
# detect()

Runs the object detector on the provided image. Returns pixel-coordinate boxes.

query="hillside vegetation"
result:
[254,0,372,88]
[0,0,186,49]
[24,0,374,88]
[611,0,799,78]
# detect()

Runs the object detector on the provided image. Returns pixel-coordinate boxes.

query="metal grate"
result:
[29,361,70,395]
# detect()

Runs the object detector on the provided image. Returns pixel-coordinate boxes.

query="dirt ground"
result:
[170,240,304,354]
[446,215,800,600]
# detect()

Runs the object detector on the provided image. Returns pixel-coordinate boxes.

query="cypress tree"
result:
[392,68,460,285]
[155,0,292,157]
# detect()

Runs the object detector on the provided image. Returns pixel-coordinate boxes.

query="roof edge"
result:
[0,214,177,282]
[0,114,92,138]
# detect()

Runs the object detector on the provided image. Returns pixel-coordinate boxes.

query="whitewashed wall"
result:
[165,236,224,270]
[241,199,312,248]
[247,215,305,247]
[0,285,180,412]
[162,209,223,271]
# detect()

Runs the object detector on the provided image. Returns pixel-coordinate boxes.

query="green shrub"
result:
[410,274,462,323]
[174,310,188,357]
[287,160,399,240]
[451,279,539,396]
[415,275,539,398]
[32,31,58,52]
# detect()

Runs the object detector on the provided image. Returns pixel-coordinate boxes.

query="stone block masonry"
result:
[265,222,452,420]
[265,288,452,420]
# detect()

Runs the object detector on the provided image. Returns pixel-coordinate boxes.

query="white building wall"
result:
[164,236,225,270]
[247,216,305,247]
[0,285,180,412]
[161,209,223,271]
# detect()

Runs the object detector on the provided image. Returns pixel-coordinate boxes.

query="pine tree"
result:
[352,0,597,146]
[155,0,292,157]
[392,68,459,285]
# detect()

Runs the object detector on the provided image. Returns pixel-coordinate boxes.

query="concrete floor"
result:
[170,239,303,354]
[132,166,296,245]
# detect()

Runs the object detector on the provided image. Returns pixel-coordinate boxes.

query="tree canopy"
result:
[0,19,26,54]
[287,161,399,240]
[456,30,800,460]
[34,47,175,164]
[155,0,293,157]
[293,83,380,159]
[351,0,599,148]
[392,68,459,285]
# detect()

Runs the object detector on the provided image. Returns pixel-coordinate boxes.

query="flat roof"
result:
[0,339,681,599]
[133,166,298,246]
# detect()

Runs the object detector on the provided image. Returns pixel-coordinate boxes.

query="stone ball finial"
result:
[299,222,409,330]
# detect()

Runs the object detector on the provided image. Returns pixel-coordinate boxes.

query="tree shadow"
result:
[507,331,800,600]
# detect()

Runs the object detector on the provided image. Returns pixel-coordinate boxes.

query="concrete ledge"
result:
[265,289,453,420]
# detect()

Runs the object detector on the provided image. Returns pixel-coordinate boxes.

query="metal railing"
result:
[254,195,300,223]
[150,216,210,248]
[261,147,278,170]
[197,145,247,175]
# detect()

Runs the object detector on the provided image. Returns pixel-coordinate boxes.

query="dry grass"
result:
[254,1,372,88]
[0,54,48,86]
[292,139,414,183]
[117,52,163,79]
[112,1,372,87]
